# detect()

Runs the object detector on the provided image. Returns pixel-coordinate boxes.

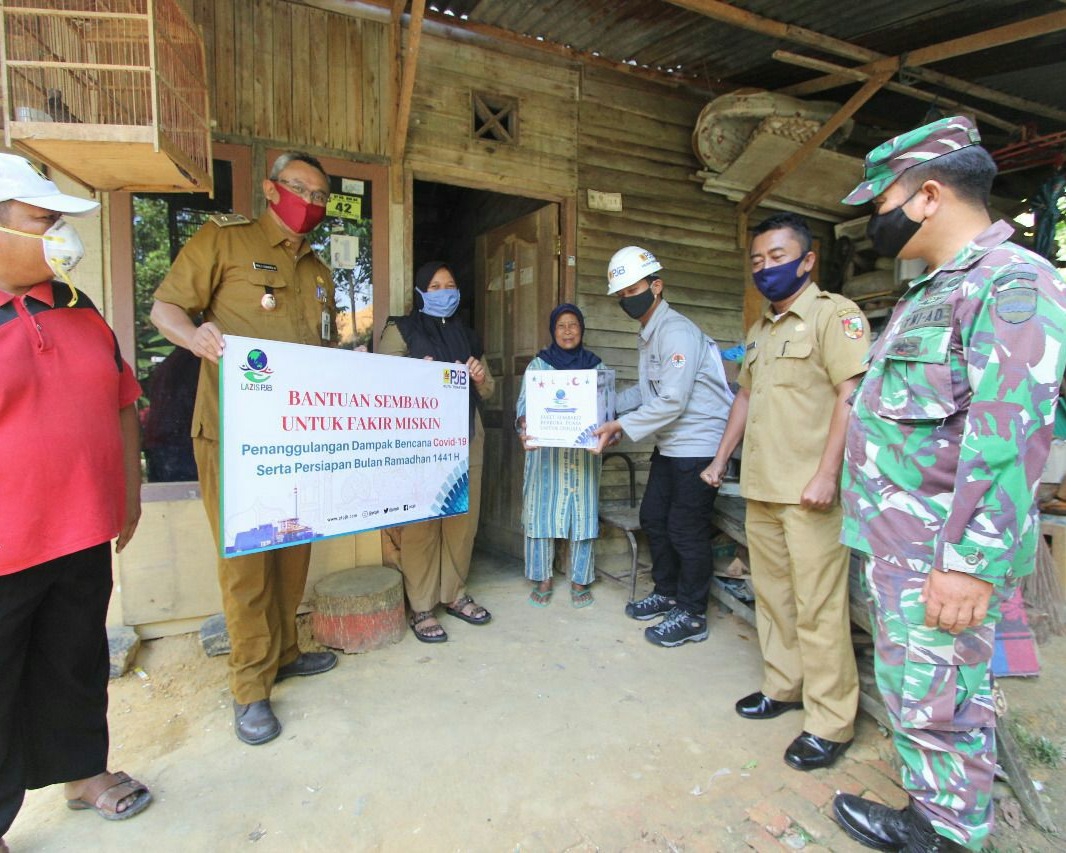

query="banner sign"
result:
[220,335,470,557]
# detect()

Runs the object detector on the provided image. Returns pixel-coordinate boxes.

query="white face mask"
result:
[0,218,86,284]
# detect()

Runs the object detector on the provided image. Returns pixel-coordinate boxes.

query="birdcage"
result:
[1,0,212,192]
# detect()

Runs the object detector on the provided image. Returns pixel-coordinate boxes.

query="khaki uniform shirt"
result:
[738,283,868,504]
[154,212,337,441]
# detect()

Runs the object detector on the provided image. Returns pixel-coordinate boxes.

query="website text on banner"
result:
[220,335,470,557]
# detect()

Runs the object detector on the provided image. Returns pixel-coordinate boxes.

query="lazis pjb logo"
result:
[241,348,274,384]
[441,366,468,389]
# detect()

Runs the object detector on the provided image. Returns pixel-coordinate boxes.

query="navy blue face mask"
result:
[752,255,810,303]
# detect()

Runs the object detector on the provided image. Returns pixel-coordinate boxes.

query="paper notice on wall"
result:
[341,178,365,195]
[330,234,360,270]
[520,266,534,286]
[326,194,362,220]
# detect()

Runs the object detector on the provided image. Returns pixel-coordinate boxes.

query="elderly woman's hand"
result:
[465,356,487,387]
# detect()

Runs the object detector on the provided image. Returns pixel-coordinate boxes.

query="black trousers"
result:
[0,543,112,838]
[639,449,719,615]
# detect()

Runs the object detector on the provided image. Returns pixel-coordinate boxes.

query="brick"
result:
[844,763,908,809]
[773,791,843,844]
[818,771,864,798]
[747,798,792,833]
[788,773,837,809]
[742,823,785,852]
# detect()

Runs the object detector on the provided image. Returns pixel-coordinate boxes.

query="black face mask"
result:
[866,190,924,258]
[620,287,656,319]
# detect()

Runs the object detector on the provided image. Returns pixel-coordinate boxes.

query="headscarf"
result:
[536,303,601,370]
[392,262,484,439]
[396,262,482,363]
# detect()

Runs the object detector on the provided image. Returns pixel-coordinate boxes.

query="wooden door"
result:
[475,204,559,558]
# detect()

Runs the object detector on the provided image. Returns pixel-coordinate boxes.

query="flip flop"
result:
[409,611,448,643]
[445,594,492,625]
[570,585,594,609]
[529,585,553,607]
[66,771,152,821]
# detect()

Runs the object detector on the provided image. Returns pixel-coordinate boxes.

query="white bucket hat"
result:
[0,153,99,215]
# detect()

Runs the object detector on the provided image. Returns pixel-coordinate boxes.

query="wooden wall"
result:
[190,0,390,157]
[574,67,747,501]
[576,67,747,384]
[406,35,579,199]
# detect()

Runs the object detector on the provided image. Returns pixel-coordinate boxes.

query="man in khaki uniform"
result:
[703,213,867,771]
[151,152,339,745]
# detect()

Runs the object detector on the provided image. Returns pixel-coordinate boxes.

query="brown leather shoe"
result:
[233,699,281,745]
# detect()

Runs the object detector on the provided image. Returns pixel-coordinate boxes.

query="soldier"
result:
[702,212,867,771]
[832,117,1066,852]
[151,152,339,746]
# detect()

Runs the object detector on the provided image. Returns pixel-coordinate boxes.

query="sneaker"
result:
[644,608,708,647]
[625,592,678,621]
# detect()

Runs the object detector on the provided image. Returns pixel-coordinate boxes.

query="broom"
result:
[1023,535,1066,640]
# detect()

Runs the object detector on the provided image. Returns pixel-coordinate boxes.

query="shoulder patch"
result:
[841,316,864,339]
[995,286,1038,325]
[208,212,250,228]
[669,353,687,369]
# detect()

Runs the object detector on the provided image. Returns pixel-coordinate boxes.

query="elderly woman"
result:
[516,304,605,608]
[379,262,496,642]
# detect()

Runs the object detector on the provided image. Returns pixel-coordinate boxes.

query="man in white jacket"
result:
[594,246,733,646]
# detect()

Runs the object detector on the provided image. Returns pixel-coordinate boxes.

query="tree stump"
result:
[312,565,406,653]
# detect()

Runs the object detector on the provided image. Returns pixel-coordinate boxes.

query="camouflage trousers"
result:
[864,555,1008,851]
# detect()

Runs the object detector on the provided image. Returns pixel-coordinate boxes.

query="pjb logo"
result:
[442,367,468,388]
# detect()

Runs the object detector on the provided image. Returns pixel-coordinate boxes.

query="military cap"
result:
[842,115,982,205]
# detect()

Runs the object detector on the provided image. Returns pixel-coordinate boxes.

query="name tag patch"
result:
[253,262,278,272]
[900,304,952,332]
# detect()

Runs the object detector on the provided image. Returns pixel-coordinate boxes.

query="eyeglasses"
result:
[276,179,330,206]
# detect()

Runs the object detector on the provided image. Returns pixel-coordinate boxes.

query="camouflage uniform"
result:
[841,220,1066,847]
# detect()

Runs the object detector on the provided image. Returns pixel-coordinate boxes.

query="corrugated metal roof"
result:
[424,0,1066,140]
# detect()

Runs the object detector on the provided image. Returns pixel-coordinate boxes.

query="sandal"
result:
[570,584,594,609]
[409,610,448,643]
[444,594,492,625]
[529,583,553,607]
[66,771,152,821]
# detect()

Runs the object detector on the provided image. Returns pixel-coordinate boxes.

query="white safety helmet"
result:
[606,245,662,295]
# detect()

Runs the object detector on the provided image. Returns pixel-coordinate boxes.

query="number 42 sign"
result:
[326,193,363,220]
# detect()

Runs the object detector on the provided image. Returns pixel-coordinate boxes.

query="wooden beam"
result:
[664,0,879,64]
[736,71,892,220]
[783,10,1066,99]
[665,1,1066,126]
[390,0,424,199]
[773,51,1021,133]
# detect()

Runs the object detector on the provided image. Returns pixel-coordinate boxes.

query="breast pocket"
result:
[770,335,813,388]
[875,327,957,422]
[238,271,290,319]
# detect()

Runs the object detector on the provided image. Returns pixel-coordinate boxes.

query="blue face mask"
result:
[752,255,809,304]
[418,287,460,318]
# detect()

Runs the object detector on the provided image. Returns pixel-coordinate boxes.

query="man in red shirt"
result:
[0,154,151,848]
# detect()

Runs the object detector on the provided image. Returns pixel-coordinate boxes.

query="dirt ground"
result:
[7,553,1065,852]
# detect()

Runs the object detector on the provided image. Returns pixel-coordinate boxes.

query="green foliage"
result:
[1007,718,1064,768]
[132,197,177,381]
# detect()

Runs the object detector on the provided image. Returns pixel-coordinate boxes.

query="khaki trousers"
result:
[399,422,484,613]
[745,499,858,742]
[194,437,310,704]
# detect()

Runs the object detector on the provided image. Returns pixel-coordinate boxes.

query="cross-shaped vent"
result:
[471,92,518,144]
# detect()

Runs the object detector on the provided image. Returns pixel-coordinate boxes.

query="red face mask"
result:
[270,181,327,234]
